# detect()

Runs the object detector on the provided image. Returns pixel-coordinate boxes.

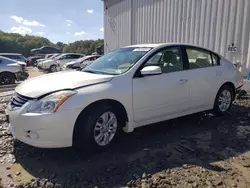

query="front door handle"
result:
[179,79,188,84]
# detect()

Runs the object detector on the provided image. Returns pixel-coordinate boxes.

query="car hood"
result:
[15,71,114,98]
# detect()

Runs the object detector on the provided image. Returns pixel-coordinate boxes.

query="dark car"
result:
[30,46,61,55]
[26,56,45,66]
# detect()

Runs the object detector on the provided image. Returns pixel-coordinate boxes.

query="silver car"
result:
[0,56,29,84]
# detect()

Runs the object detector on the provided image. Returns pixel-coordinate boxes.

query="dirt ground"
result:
[0,67,250,188]
[26,67,45,78]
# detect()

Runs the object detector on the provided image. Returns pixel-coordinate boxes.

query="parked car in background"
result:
[26,56,44,66]
[35,53,61,66]
[6,43,243,151]
[0,53,27,72]
[0,56,29,84]
[62,55,101,71]
[36,53,61,67]
[52,53,84,72]
[30,46,61,55]
[45,54,56,59]
[38,53,84,72]
[0,53,26,64]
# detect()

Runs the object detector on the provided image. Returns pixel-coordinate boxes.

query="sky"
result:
[0,0,104,43]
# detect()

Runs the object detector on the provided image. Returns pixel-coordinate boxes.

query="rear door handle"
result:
[179,79,188,84]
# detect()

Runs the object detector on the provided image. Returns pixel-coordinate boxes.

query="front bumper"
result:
[6,102,82,148]
[15,72,29,81]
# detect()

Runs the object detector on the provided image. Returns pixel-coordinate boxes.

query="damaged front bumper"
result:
[15,71,29,81]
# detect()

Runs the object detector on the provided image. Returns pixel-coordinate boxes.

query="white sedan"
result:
[7,43,244,150]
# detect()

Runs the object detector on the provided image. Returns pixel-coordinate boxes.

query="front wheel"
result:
[49,65,57,73]
[0,72,15,85]
[213,85,233,115]
[74,105,121,151]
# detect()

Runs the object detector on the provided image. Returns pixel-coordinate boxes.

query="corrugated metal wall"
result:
[104,0,250,75]
[104,0,132,52]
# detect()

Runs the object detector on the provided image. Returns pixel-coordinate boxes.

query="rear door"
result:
[183,46,224,109]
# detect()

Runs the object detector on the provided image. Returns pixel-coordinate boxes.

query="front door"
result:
[132,47,191,122]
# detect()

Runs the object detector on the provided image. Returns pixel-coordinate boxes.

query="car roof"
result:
[0,53,23,56]
[0,55,16,62]
[124,43,221,56]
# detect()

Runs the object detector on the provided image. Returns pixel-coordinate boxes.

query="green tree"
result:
[0,31,104,57]
[62,39,104,55]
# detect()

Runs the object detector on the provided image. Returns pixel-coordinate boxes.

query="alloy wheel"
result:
[93,111,118,146]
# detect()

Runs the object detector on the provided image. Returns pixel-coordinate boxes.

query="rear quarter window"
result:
[212,53,220,66]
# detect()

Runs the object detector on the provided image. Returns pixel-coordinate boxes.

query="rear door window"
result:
[186,47,213,69]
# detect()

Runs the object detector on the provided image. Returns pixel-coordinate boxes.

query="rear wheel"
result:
[0,72,15,85]
[74,105,121,151]
[50,65,57,73]
[213,85,233,115]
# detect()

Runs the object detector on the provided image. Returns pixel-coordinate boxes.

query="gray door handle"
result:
[179,79,188,84]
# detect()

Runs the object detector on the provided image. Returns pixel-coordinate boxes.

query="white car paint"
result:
[55,53,84,69]
[61,55,101,71]
[7,43,244,148]
[38,59,57,70]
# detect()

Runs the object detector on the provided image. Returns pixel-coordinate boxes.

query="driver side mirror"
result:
[140,66,162,76]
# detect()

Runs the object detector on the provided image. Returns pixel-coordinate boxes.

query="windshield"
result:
[82,47,152,75]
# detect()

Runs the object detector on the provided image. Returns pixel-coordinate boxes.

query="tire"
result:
[49,65,57,73]
[74,105,121,151]
[213,85,233,115]
[0,72,15,85]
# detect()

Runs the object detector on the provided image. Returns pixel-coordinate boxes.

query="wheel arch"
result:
[50,64,57,68]
[219,81,236,100]
[0,71,16,79]
[73,99,129,143]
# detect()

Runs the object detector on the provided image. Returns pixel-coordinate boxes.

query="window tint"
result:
[64,54,81,59]
[144,47,184,73]
[186,48,213,69]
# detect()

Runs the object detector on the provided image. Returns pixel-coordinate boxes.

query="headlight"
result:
[26,90,77,114]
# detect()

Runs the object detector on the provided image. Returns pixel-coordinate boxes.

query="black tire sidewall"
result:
[214,85,233,114]
[0,73,15,85]
[74,105,121,151]
[50,65,57,72]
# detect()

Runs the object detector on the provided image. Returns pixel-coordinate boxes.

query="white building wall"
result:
[104,0,250,76]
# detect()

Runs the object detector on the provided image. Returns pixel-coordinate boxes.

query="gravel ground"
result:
[0,68,250,188]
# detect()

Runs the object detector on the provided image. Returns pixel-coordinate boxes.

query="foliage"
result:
[56,42,67,50]
[0,31,104,57]
[62,39,104,55]
[0,31,54,57]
